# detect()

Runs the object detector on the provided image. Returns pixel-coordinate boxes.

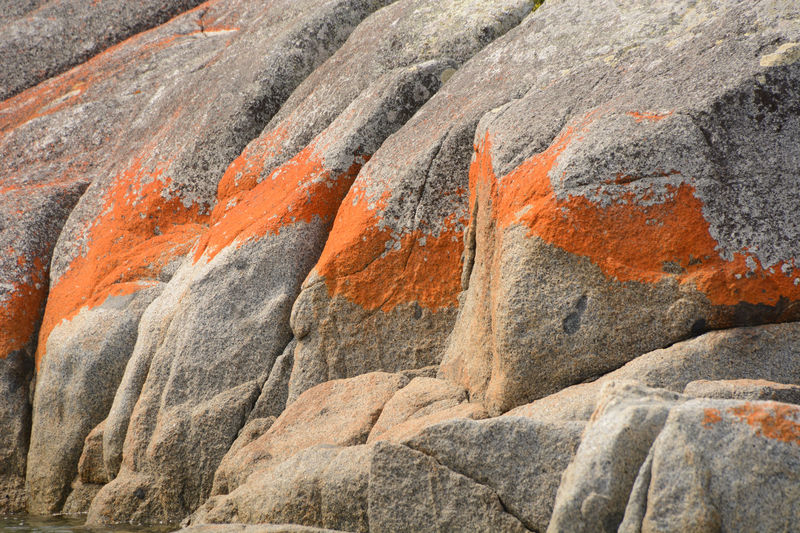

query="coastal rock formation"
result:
[2,0,799,529]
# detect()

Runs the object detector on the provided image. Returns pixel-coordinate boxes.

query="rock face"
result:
[3,0,800,528]
[439,0,800,415]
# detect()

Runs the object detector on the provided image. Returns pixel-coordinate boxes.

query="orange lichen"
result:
[314,186,465,312]
[0,0,227,133]
[0,256,46,358]
[194,143,365,263]
[728,402,800,446]
[36,159,208,367]
[702,408,722,428]
[627,110,673,122]
[472,111,800,308]
[215,125,289,206]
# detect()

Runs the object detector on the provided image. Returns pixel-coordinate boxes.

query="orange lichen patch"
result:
[314,187,465,312]
[728,402,800,446]
[0,256,46,359]
[473,112,800,308]
[36,159,208,367]
[193,144,365,264]
[0,0,222,133]
[215,126,289,207]
[627,110,673,122]
[702,408,722,428]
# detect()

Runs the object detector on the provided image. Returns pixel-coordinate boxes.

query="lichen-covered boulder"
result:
[620,399,800,532]
[25,0,393,516]
[440,0,800,415]
[287,0,537,401]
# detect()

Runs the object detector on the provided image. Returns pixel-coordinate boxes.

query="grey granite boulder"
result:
[620,398,800,532]
[0,0,207,100]
[507,322,800,424]
[405,416,584,532]
[548,382,686,533]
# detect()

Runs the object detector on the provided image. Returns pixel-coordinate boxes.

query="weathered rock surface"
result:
[548,382,686,533]
[620,398,800,532]
[366,377,468,442]
[0,0,208,101]
[3,0,800,528]
[440,0,800,415]
[684,378,800,404]
[212,372,407,498]
[507,322,800,424]
[406,416,584,532]
[287,0,537,401]
[26,0,395,516]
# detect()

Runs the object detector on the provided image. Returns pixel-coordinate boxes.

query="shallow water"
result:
[0,515,176,533]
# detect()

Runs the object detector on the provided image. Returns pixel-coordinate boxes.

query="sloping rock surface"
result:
[2,0,800,528]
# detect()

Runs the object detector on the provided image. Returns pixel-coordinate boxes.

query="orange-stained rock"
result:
[620,397,800,532]
[440,0,800,414]
[286,0,537,401]
[26,0,395,516]
[0,0,208,100]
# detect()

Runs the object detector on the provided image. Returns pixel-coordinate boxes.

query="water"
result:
[0,515,177,533]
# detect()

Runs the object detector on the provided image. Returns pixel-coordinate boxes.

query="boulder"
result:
[28,0,395,516]
[194,445,372,532]
[548,382,686,533]
[0,0,207,100]
[212,372,408,498]
[367,377,468,442]
[287,0,538,401]
[506,322,800,423]
[440,0,800,414]
[405,416,584,532]
[620,399,800,532]
[367,441,529,532]
[684,378,800,404]
[78,421,109,485]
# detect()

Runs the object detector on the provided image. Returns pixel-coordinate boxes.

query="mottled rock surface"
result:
[2,0,800,528]
[620,398,800,532]
[440,0,800,414]
[507,322,800,424]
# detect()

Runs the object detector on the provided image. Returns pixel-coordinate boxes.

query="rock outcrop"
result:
[2,0,800,528]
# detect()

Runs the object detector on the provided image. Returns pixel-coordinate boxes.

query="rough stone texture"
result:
[28,284,161,512]
[548,382,686,533]
[440,0,800,415]
[77,421,108,485]
[183,526,344,533]
[61,480,103,516]
[248,342,295,421]
[287,0,537,401]
[26,0,395,517]
[87,380,261,525]
[0,0,208,100]
[194,445,372,532]
[366,377,468,442]
[620,399,800,532]
[405,417,585,532]
[684,378,800,404]
[212,372,408,498]
[368,441,529,532]
[507,322,800,423]
[0,351,32,513]
[368,402,488,444]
